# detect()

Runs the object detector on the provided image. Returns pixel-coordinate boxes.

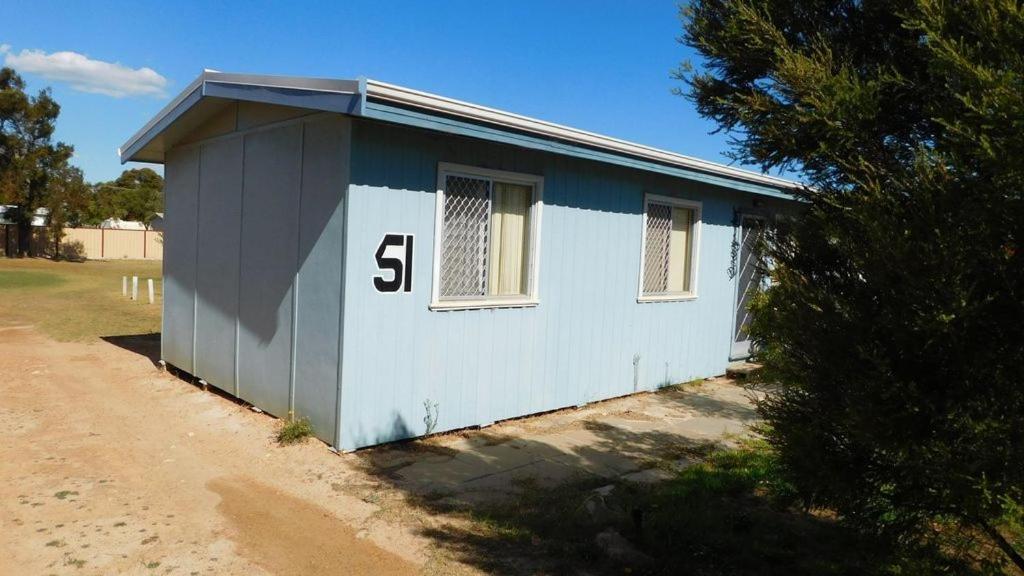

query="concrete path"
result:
[355,379,762,503]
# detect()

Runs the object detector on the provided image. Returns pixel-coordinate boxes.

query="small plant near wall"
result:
[277,416,313,445]
[423,399,440,435]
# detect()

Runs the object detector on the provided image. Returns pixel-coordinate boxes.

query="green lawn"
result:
[0,257,162,341]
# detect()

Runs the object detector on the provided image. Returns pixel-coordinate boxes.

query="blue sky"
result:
[3,0,744,184]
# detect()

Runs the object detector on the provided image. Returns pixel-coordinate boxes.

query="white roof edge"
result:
[120,71,800,191]
[198,71,361,94]
[120,72,207,160]
[119,71,360,162]
[364,79,800,190]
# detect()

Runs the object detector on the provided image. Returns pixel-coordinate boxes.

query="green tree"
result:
[45,163,89,255]
[0,67,73,256]
[680,0,1023,569]
[87,167,163,227]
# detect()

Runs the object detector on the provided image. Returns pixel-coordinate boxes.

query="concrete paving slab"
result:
[364,378,759,500]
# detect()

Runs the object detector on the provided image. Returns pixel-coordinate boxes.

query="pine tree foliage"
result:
[681,0,1022,567]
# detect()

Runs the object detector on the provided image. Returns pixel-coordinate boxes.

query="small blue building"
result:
[121,72,797,451]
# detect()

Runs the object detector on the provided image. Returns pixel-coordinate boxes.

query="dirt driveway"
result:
[0,322,759,575]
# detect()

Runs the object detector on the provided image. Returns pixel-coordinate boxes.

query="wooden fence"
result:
[1,225,163,260]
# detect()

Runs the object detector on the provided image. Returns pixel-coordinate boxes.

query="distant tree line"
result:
[0,67,163,257]
[74,167,164,228]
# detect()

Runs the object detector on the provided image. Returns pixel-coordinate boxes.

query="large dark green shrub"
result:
[680,0,1023,568]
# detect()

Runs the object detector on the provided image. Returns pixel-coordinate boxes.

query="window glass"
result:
[437,171,536,303]
[643,201,695,296]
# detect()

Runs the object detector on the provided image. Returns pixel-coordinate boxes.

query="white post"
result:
[131,276,138,301]
[147,278,155,304]
[122,276,127,297]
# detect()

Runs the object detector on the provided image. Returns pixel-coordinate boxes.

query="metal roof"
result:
[120,71,800,196]
[0,206,49,226]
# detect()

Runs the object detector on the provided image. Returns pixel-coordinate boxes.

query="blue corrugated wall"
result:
[337,120,784,451]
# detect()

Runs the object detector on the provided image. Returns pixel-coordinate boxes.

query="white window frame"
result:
[430,162,544,311]
[637,193,702,303]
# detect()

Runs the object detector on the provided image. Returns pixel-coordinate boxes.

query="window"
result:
[638,195,701,301]
[432,163,542,309]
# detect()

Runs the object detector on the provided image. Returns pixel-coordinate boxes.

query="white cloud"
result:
[1,45,167,98]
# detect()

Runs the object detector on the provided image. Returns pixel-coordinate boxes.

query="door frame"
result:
[730,212,768,361]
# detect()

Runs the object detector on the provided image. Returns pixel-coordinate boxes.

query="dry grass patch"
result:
[0,258,162,341]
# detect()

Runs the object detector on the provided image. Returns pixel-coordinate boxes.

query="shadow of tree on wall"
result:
[349,395,913,576]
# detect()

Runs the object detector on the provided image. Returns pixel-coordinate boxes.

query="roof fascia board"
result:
[362,101,794,199]
[200,72,359,94]
[119,81,204,163]
[202,81,360,114]
[355,76,368,116]
[118,71,800,198]
[364,79,798,193]
[119,72,361,163]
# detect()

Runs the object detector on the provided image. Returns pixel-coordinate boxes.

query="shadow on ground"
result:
[654,383,760,421]
[348,384,906,576]
[101,333,161,367]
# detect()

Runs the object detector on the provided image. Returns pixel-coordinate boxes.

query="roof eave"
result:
[363,79,801,193]
[118,71,361,164]
[118,71,801,197]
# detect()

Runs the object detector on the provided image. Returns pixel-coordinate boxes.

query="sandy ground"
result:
[0,322,760,576]
[0,325,422,576]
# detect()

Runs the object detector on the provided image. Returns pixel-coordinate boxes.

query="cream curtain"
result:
[488,182,531,296]
[666,207,692,293]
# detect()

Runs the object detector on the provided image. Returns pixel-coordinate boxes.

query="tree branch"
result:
[981,520,1024,573]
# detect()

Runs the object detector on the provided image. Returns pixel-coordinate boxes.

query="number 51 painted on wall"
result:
[373,233,414,293]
